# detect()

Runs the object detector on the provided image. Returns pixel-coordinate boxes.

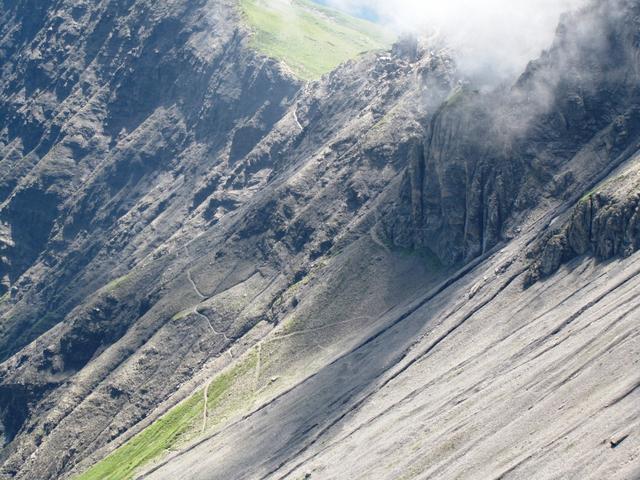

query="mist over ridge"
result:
[320,0,590,81]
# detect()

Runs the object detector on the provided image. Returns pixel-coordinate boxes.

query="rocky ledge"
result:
[526,161,640,285]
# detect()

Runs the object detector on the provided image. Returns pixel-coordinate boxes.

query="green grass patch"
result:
[442,86,466,108]
[582,169,640,202]
[206,351,258,413]
[204,351,259,426]
[239,0,394,80]
[76,351,260,480]
[579,191,596,203]
[207,369,234,409]
[171,308,192,321]
[77,392,204,480]
[369,103,400,133]
[103,273,132,293]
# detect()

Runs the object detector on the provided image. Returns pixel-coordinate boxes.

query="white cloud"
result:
[324,0,589,82]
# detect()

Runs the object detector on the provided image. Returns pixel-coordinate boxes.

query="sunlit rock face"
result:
[1,1,640,480]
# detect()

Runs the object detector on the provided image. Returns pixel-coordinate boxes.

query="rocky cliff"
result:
[386,0,640,267]
[526,159,640,284]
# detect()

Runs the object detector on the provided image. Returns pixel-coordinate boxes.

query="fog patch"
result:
[322,0,589,83]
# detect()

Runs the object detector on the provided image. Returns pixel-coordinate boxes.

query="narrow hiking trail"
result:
[192,306,216,335]
[187,270,207,299]
[202,381,211,433]
[184,245,234,357]
[292,110,304,131]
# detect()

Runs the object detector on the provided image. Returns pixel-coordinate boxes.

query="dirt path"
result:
[184,244,232,343]
[183,242,236,415]
[193,307,216,335]
[201,381,211,433]
[187,269,207,299]
[268,317,366,342]
[292,110,304,131]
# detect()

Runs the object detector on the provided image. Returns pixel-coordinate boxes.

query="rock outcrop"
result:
[526,164,640,284]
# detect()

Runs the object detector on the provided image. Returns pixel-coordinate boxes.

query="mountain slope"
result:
[141,212,640,480]
[240,0,394,79]
[0,1,442,478]
[0,0,639,480]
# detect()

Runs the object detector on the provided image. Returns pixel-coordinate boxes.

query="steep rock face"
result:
[0,0,304,475]
[386,94,526,265]
[386,0,640,266]
[0,0,300,363]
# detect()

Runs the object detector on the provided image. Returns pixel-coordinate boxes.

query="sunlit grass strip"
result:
[76,351,258,480]
[76,392,203,480]
[239,0,394,80]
